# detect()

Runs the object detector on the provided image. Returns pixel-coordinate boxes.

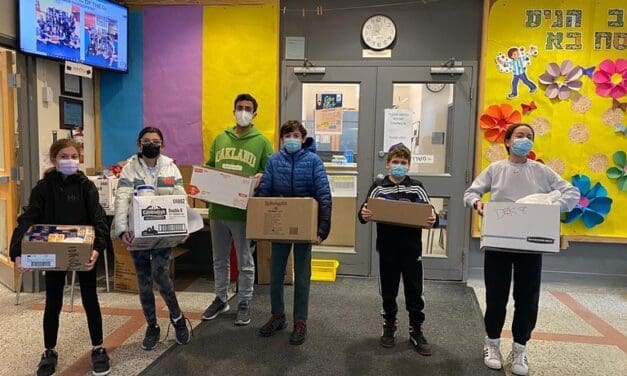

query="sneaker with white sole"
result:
[202,297,229,320]
[508,342,529,376]
[483,337,503,370]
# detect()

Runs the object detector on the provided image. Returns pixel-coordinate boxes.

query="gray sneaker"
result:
[234,300,251,326]
[202,297,229,321]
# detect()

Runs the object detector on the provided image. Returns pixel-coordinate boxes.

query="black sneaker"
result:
[141,325,160,350]
[409,325,432,356]
[380,319,398,348]
[169,314,192,345]
[91,347,111,376]
[234,300,251,326]
[37,349,57,376]
[202,296,229,320]
[258,314,287,337]
[289,320,307,345]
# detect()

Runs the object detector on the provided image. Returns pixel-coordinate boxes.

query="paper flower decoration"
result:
[527,151,544,164]
[606,151,627,191]
[538,60,583,100]
[479,104,522,142]
[563,175,613,228]
[592,59,627,99]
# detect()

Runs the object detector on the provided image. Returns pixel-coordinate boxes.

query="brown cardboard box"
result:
[367,198,433,228]
[21,225,94,271]
[112,239,139,293]
[246,198,318,243]
[256,240,294,285]
[324,197,356,246]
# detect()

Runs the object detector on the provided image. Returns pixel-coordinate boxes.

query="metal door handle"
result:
[378,151,385,158]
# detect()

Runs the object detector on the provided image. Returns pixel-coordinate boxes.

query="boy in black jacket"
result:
[358,143,437,355]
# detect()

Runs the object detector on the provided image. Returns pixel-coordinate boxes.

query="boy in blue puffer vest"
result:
[256,120,332,345]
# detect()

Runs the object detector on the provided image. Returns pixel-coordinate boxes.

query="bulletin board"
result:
[475,0,626,241]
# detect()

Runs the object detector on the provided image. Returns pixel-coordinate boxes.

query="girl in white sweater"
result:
[464,123,580,376]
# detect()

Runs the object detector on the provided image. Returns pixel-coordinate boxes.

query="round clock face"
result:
[361,15,396,51]
[426,83,446,93]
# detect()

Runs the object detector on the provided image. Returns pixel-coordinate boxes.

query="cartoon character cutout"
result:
[496,45,538,100]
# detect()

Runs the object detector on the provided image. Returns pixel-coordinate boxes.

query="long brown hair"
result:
[45,138,80,174]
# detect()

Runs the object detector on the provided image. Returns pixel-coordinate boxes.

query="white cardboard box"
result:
[88,176,118,210]
[129,195,189,250]
[188,165,255,210]
[481,202,561,254]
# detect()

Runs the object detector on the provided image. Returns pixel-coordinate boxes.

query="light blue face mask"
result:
[283,138,302,153]
[390,164,408,180]
[511,138,533,157]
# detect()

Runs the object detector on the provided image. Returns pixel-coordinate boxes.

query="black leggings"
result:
[44,270,103,349]
[484,250,542,346]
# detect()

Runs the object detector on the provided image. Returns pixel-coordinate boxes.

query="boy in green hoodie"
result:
[202,94,273,326]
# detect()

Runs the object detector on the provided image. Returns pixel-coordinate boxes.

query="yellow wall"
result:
[479,0,626,239]
[201,3,279,156]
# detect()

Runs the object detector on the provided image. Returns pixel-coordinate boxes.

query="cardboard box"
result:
[188,165,255,210]
[256,240,294,285]
[21,225,94,271]
[246,198,318,243]
[325,197,356,246]
[88,176,118,210]
[367,198,433,228]
[480,202,561,254]
[129,195,189,250]
[112,239,139,293]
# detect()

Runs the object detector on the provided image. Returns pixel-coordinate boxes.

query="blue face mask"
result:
[511,138,533,157]
[390,164,408,180]
[283,138,302,153]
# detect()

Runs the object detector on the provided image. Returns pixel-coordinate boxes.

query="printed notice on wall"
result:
[383,109,413,151]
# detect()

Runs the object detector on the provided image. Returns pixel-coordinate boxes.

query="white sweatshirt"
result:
[463,159,580,213]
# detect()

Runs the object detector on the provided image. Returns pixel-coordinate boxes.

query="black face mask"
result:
[142,143,161,159]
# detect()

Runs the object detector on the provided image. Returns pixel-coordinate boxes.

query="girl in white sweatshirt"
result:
[464,123,580,376]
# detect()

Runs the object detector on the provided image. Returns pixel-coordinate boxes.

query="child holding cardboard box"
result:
[9,139,111,376]
[114,127,191,350]
[464,123,579,375]
[358,143,437,355]
[256,120,332,345]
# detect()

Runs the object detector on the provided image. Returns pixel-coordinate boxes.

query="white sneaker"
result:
[508,342,529,375]
[483,337,503,370]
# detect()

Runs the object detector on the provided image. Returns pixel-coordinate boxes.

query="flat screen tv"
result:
[18,0,128,73]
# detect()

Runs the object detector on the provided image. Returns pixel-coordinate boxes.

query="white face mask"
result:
[235,110,254,127]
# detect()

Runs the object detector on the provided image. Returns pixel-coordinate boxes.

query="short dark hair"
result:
[504,123,535,154]
[234,93,258,113]
[137,126,164,143]
[279,120,307,138]
[387,143,411,163]
[507,47,518,58]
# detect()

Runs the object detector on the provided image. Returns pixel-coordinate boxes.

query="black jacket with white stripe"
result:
[358,175,438,253]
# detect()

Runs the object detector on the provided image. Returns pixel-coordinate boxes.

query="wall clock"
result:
[426,83,446,93]
[361,15,396,51]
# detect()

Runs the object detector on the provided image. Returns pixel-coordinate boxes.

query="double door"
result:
[282,62,475,280]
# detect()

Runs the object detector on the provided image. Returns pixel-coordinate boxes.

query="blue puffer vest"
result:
[257,137,332,240]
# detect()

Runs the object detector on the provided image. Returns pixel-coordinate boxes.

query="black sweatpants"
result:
[379,246,425,328]
[484,250,542,346]
[44,269,104,349]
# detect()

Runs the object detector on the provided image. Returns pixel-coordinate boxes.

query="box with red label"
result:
[188,165,256,210]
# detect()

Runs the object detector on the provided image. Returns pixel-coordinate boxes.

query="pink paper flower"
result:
[592,59,627,99]
[538,60,583,100]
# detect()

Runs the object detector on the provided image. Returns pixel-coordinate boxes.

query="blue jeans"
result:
[271,242,312,321]
[210,219,255,303]
[130,248,182,326]
[510,73,537,96]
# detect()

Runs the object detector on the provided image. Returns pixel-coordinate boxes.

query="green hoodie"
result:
[206,125,273,221]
